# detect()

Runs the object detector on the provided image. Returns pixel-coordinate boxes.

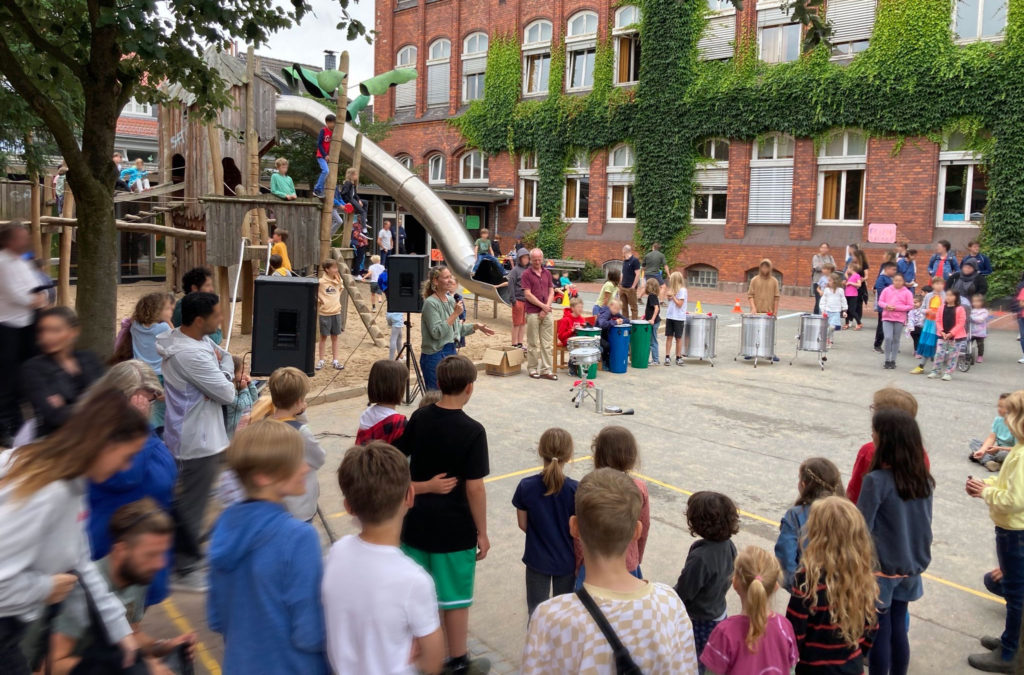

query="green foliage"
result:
[579,259,605,282]
[274,129,320,187]
[452,0,1024,294]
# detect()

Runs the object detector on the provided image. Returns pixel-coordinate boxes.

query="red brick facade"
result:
[374,0,981,291]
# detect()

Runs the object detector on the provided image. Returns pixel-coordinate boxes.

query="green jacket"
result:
[270,172,296,199]
[421,294,475,355]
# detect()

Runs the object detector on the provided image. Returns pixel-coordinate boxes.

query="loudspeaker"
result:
[386,254,427,314]
[251,276,318,377]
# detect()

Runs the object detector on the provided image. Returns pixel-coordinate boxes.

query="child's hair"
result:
[881,261,897,272]
[848,262,862,273]
[608,298,623,313]
[274,157,288,168]
[907,248,918,257]
[345,167,358,180]
[418,390,442,408]
[685,491,739,542]
[232,354,244,375]
[480,228,489,236]
[269,254,283,270]
[945,288,961,306]
[972,293,985,306]
[931,275,944,285]
[668,271,686,295]
[322,259,338,272]
[822,262,836,272]
[367,359,407,407]
[132,292,173,326]
[872,387,918,418]
[325,113,337,123]
[338,441,410,525]
[799,496,879,646]
[733,546,782,652]
[795,458,845,506]
[134,158,144,167]
[228,419,304,494]
[370,254,381,264]
[1002,391,1024,446]
[437,354,477,395]
[575,468,642,558]
[570,296,584,309]
[607,268,622,285]
[275,229,289,243]
[592,425,638,472]
[538,428,574,496]
[268,366,310,410]
[921,284,932,294]
[645,277,659,296]
[999,392,1012,401]
[869,409,934,500]
[829,272,842,286]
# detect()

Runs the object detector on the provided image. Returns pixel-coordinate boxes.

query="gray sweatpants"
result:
[883,320,905,363]
[174,452,223,574]
[389,325,403,360]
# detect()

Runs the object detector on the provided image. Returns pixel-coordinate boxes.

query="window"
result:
[396,155,413,170]
[519,154,540,219]
[749,134,794,224]
[758,6,801,64]
[700,0,735,60]
[427,39,451,107]
[564,151,590,221]
[607,145,636,221]
[614,6,642,84]
[460,151,489,183]
[939,134,988,223]
[462,32,488,102]
[687,265,719,289]
[523,20,553,95]
[566,12,598,91]
[707,0,733,10]
[693,139,729,223]
[395,46,417,110]
[428,155,446,184]
[698,138,731,162]
[817,130,866,223]
[123,97,152,116]
[954,0,1007,42]
[828,0,876,61]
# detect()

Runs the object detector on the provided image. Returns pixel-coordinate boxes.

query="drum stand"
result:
[790,330,828,370]
[569,376,600,410]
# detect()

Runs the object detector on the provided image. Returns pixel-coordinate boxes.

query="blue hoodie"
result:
[208,501,329,674]
[130,320,172,374]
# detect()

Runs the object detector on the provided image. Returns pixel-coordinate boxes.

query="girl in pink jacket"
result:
[929,289,968,381]
[878,274,916,369]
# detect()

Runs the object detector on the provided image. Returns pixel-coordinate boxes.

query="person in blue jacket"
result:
[597,299,626,370]
[927,239,959,280]
[208,419,328,675]
[963,239,994,276]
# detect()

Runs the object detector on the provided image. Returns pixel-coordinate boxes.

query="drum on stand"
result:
[735,314,776,367]
[791,313,829,370]
[567,337,600,378]
[683,314,718,366]
[568,347,602,409]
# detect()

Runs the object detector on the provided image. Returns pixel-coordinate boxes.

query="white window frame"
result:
[395,46,418,110]
[937,136,986,227]
[462,32,488,102]
[566,12,598,93]
[759,22,802,63]
[123,97,152,117]
[749,133,794,225]
[706,0,735,12]
[827,0,877,61]
[426,39,451,108]
[607,145,636,223]
[460,151,489,184]
[523,20,553,96]
[816,130,867,225]
[463,32,488,56]
[693,139,729,224]
[687,265,720,289]
[953,0,1008,43]
[613,6,642,86]
[692,189,728,223]
[428,154,446,185]
[396,155,413,170]
[519,153,540,220]
[563,151,590,222]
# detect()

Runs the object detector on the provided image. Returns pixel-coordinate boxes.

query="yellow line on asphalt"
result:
[161,597,222,675]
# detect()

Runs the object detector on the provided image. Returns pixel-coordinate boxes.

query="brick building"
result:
[372,0,1004,292]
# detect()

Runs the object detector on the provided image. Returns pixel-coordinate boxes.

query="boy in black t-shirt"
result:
[396,354,490,675]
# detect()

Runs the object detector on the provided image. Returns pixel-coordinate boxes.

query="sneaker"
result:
[1019,357,1024,364]
[676,357,685,366]
[332,360,344,370]
[665,356,671,366]
[967,647,1013,673]
[942,373,952,381]
[171,568,208,593]
[315,359,325,370]
[649,359,659,366]
[854,324,863,331]
[443,657,492,675]
[772,356,780,362]
[977,356,984,363]
[927,372,938,379]
[910,365,924,374]
[981,636,1003,651]
[874,346,884,354]
[986,460,1001,472]
[312,190,324,198]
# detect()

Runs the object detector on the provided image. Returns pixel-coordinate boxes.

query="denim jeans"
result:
[314,157,328,194]
[995,526,1024,659]
[1018,317,1024,356]
[525,567,574,618]
[649,319,661,362]
[420,342,456,391]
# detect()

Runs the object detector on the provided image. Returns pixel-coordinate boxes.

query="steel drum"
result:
[684,314,718,360]
[567,335,599,352]
[797,313,829,352]
[739,314,776,359]
[570,347,601,367]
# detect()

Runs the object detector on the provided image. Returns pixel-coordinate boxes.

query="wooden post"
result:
[29,170,42,259]
[207,124,224,197]
[319,51,350,264]
[244,47,270,247]
[241,260,254,335]
[57,191,74,307]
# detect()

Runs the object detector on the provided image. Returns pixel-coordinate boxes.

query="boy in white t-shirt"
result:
[363,254,387,311]
[322,441,444,675]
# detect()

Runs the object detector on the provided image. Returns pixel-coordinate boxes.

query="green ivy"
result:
[454,0,1024,295]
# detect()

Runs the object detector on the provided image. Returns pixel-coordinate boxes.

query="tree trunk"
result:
[71,178,119,358]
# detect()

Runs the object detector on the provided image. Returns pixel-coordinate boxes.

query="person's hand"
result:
[118,634,140,668]
[240,374,251,389]
[972,448,986,460]
[991,567,1004,584]
[46,574,76,604]
[539,310,547,320]
[32,292,49,309]
[476,533,490,561]
[476,324,495,336]
[167,633,197,661]
[966,477,986,498]
[454,300,464,315]
[426,474,457,494]
[147,659,175,675]
[46,394,66,410]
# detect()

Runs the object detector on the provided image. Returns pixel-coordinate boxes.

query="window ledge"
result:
[691,218,727,225]
[566,86,594,94]
[520,217,541,223]
[816,220,864,227]
[936,220,982,229]
[460,180,489,186]
[607,218,637,224]
[522,91,548,99]
[563,218,588,223]
[954,35,1005,46]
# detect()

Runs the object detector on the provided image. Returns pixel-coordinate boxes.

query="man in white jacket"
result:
[157,292,235,591]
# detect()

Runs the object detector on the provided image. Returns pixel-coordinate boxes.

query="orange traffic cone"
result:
[732,299,742,314]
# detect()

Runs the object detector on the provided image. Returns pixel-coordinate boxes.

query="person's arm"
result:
[951,256,960,273]
[773,283,780,315]
[954,306,967,336]
[650,302,660,322]
[673,553,706,605]
[981,254,993,276]
[73,529,134,651]
[174,348,236,405]
[516,509,528,533]
[785,577,809,653]
[523,287,546,311]
[841,292,848,312]
[747,281,758,313]
[774,510,801,591]
[855,474,881,530]
[21,360,73,431]
[977,274,989,297]
[301,427,327,471]
[270,173,289,199]
[846,447,872,505]
[545,277,555,308]
[285,527,327,654]
[466,478,488,560]
[894,290,915,312]
[420,298,450,341]
[636,482,650,562]
[412,628,445,675]
[975,432,998,458]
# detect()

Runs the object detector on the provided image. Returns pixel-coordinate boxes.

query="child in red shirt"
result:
[556,297,589,346]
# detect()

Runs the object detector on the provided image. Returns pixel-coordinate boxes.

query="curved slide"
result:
[276,95,508,304]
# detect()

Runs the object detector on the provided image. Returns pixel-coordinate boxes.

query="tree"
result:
[0,0,367,355]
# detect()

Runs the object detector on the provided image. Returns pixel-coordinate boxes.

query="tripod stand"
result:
[396,312,426,405]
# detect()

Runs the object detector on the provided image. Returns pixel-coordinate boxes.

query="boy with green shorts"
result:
[397,354,491,675]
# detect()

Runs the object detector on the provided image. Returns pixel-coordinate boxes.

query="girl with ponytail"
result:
[512,427,578,617]
[701,546,798,675]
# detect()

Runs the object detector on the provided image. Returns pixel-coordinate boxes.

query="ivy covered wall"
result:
[453,0,1024,296]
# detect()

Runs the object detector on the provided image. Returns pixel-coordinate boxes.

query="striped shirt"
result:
[786,571,877,674]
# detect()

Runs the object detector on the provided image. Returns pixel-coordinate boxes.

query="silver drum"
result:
[570,347,601,366]
[798,313,829,352]
[567,336,599,352]
[684,314,718,359]
[740,314,776,358]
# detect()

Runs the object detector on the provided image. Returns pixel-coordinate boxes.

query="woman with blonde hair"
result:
[418,266,493,390]
[664,271,688,366]
[0,389,148,673]
[84,360,178,606]
[787,496,879,674]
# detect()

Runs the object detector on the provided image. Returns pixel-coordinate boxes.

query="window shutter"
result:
[758,6,792,26]
[829,0,877,42]
[699,15,735,60]
[395,80,415,109]
[463,56,486,75]
[748,167,793,224]
[695,168,729,190]
[427,63,449,106]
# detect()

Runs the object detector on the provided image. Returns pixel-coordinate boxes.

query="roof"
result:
[359,183,514,203]
[163,45,249,105]
[116,116,158,138]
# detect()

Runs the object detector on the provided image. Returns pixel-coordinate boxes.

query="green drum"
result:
[629,320,652,369]
[575,326,600,339]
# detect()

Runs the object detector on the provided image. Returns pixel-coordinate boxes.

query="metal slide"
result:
[275,94,508,304]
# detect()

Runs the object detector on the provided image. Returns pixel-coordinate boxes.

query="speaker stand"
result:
[396,313,426,405]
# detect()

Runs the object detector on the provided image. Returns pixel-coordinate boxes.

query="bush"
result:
[580,260,604,282]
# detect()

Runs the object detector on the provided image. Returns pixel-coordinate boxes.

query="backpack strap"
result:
[575,587,644,675]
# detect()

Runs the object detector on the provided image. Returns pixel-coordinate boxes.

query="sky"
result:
[258,0,376,96]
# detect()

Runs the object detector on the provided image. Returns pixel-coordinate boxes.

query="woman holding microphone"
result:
[419,266,493,390]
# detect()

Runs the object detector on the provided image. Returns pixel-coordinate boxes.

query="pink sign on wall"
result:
[867,222,897,244]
